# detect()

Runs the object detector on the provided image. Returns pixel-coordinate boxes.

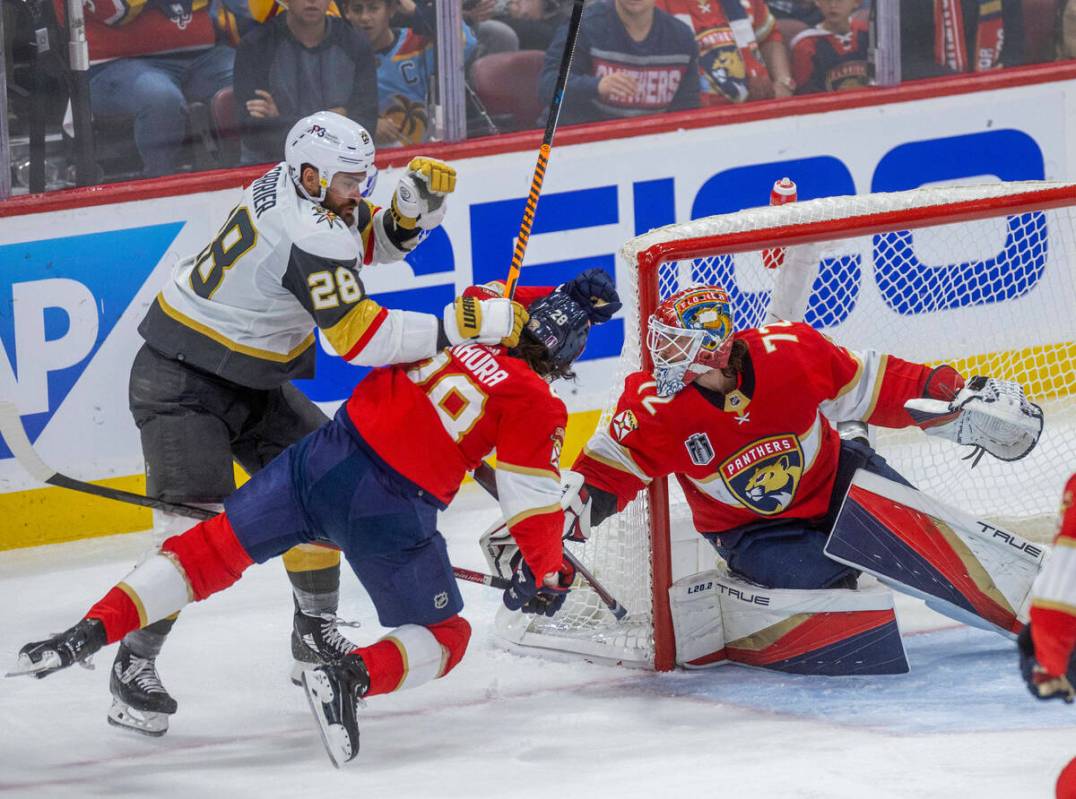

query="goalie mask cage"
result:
[495,181,1076,671]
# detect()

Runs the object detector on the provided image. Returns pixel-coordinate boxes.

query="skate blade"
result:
[107,700,169,737]
[301,671,351,769]
[5,651,60,678]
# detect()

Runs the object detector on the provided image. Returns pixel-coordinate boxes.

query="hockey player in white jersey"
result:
[110,110,526,735]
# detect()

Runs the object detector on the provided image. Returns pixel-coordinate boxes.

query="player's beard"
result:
[327,198,357,227]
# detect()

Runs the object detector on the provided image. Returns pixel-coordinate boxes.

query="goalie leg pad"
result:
[824,470,1046,636]
[670,569,908,675]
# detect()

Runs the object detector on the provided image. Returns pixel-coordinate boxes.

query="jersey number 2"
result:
[190,206,257,299]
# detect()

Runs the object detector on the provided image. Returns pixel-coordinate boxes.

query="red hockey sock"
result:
[85,586,142,644]
[162,512,253,600]
[355,639,404,698]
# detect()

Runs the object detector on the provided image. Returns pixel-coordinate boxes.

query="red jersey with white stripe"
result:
[574,321,936,534]
[1030,475,1076,677]
[347,338,566,579]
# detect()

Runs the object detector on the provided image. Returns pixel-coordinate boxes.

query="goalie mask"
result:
[285,111,378,204]
[647,285,734,397]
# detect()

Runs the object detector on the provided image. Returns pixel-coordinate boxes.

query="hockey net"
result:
[495,181,1076,671]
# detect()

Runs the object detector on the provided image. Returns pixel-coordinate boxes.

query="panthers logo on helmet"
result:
[671,287,733,350]
[720,434,803,515]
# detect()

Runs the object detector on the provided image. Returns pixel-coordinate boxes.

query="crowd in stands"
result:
[3,0,1073,185]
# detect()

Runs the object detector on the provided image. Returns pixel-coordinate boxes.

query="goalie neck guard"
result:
[647,285,734,397]
[285,111,377,204]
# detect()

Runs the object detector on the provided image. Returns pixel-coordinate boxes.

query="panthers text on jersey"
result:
[138,162,436,389]
[574,321,940,534]
[1030,474,1076,677]
[346,337,567,579]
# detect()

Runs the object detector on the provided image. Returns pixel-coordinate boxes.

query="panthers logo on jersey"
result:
[720,434,803,515]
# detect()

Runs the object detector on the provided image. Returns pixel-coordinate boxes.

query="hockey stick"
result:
[503,0,585,299]
[0,401,218,521]
[472,460,628,620]
[0,401,510,589]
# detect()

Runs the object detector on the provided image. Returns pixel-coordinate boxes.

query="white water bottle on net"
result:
[494,180,1076,671]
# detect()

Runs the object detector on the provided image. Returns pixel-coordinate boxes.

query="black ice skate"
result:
[107,643,178,737]
[302,655,370,768]
[8,619,106,678]
[290,605,361,686]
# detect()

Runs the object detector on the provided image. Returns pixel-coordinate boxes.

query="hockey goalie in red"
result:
[566,284,1045,673]
[9,269,621,768]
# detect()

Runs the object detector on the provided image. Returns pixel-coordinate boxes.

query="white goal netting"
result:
[496,181,1076,669]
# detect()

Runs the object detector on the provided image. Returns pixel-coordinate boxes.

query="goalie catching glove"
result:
[904,376,1043,465]
[502,553,575,617]
[391,157,456,231]
[443,295,529,348]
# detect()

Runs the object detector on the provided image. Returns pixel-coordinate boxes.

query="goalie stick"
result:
[0,401,510,591]
[472,461,628,620]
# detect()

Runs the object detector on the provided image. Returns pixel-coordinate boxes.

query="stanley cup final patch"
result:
[720,434,803,515]
[684,432,715,466]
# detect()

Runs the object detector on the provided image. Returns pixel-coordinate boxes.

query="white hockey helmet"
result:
[285,111,377,203]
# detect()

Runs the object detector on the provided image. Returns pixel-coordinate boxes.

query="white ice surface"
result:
[1,485,1073,798]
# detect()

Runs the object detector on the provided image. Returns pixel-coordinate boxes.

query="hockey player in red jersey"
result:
[565,284,1044,667]
[11,268,621,768]
[1019,474,1076,703]
[111,108,529,736]
[1017,474,1076,799]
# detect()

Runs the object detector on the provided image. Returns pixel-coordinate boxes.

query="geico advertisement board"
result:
[0,82,1070,497]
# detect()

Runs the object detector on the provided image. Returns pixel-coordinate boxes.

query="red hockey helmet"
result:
[646,285,734,396]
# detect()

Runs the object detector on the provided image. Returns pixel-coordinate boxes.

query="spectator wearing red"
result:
[900,0,1025,79]
[234,0,378,164]
[791,0,870,94]
[538,0,700,127]
[53,0,235,177]
[657,0,794,104]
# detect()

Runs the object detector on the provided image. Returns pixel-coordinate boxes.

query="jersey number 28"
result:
[190,206,258,299]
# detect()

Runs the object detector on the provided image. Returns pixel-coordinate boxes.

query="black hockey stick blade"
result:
[0,401,215,521]
[472,461,628,620]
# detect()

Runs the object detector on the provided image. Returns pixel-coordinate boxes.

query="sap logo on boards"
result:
[0,224,183,459]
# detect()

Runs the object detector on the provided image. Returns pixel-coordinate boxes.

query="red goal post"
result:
[496,181,1076,672]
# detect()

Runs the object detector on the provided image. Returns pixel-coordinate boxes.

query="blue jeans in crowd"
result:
[89,46,235,177]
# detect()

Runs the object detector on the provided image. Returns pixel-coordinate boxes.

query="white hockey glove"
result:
[391,157,456,231]
[904,376,1044,466]
[443,295,528,348]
